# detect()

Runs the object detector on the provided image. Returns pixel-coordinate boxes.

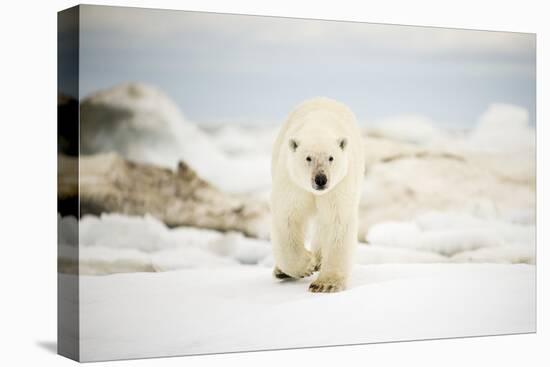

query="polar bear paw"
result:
[300,258,318,278]
[273,253,319,279]
[273,266,292,279]
[309,277,346,293]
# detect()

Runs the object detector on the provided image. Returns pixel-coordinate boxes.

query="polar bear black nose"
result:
[314,173,328,189]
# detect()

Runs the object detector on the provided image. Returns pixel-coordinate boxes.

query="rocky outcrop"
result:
[58,153,270,238]
[358,135,535,240]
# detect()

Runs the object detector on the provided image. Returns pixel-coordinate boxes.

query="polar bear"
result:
[271,98,365,293]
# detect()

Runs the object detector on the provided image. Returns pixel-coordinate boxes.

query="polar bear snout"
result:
[313,173,328,190]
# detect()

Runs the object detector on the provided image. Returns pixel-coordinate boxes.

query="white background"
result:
[0,0,546,366]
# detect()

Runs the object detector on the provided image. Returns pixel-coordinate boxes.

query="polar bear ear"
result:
[338,137,348,151]
[289,138,299,152]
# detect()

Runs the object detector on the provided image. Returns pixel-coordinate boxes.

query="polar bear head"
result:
[286,133,349,195]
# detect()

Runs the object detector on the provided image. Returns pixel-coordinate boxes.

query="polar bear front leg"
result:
[271,216,316,279]
[309,199,357,293]
[271,193,316,279]
[310,226,323,272]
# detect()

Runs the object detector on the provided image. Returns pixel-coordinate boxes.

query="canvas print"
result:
[57,5,536,362]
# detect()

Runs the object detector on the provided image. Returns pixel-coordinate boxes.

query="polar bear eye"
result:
[306,156,312,162]
[329,156,334,162]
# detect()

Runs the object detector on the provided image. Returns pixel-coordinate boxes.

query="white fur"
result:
[271,98,365,292]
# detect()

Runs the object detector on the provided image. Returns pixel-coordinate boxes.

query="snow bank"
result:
[466,103,535,154]
[67,213,449,274]
[450,245,535,264]
[80,84,535,216]
[77,246,155,275]
[79,214,223,253]
[71,263,535,361]
[359,104,535,238]
[65,87,537,361]
[359,151,534,239]
[59,214,273,275]
[74,86,536,271]
[366,103,535,155]
[208,124,277,156]
[58,209,534,276]
[355,244,448,264]
[368,115,446,145]
[80,83,271,194]
[366,211,535,264]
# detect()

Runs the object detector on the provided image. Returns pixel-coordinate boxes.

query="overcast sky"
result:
[76,5,536,128]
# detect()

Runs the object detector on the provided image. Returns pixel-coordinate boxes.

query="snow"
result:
[369,114,446,145]
[69,84,536,361]
[66,263,535,361]
[59,214,273,275]
[79,84,536,206]
[58,211,534,276]
[358,103,535,238]
[366,103,535,155]
[80,83,272,195]
[366,211,535,263]
[466,103,535,154]
[208,124,278,156]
